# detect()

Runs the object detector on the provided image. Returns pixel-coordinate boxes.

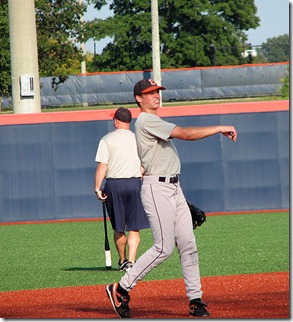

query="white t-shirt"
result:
[135,112,181,176]
[95,129,142,178]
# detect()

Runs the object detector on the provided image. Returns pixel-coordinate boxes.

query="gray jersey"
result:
[135,112,180,176]
[120,112,204,301]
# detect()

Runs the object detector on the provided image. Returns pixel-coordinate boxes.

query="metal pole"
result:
[79,0,88,107]
[151,0,162,104]
[79,0,86,74]
[94,42,97,70]
[80,43,87,74]
[8,0,41,114]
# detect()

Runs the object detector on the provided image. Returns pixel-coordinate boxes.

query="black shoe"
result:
[106,283,131,318]
[118,259,129,271]
[189,298,210,317]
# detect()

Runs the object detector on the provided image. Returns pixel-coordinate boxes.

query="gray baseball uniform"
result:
[119,112,203,301]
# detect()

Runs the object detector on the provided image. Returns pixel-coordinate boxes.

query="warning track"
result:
[0,272,289,319]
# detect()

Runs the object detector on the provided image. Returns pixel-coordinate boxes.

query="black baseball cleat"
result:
[118,259,129,271]
[189,298,210,317]
[106,283,131,318]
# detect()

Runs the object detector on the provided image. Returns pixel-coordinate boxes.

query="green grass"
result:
[0,212,289,292]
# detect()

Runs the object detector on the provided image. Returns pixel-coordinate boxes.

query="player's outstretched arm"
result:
[171,125,237,142]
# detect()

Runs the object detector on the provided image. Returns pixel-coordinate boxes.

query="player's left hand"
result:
[222,126,237,142]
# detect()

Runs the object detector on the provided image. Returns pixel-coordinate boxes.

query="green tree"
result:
[0,0,89,102]
[0,0,11,109]
[260,34,289,63]
[280,67,289,99]
[36,0,87,77]
[87,0,260,71]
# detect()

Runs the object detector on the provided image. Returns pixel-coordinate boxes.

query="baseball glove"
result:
[187,201,207,229]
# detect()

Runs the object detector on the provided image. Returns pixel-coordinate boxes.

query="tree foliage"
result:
[36,0,87,77]
[260,34,289,63]
[258,34,289,99]
[0,1,11,100]
[3,0,283,102]
[281,73,289,99]
[87,0,260,71]
[0,0,89,99]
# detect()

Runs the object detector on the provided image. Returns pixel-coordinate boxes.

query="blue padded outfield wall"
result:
[0,104,289,222]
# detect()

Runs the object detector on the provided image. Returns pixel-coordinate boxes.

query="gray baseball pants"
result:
[119,175,203,301]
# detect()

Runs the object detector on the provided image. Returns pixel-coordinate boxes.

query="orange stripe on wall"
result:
[0,100,289,126]
[79,62,289,76]
[157,100,289,117]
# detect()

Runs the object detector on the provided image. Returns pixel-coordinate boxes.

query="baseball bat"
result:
[102,201,112,270]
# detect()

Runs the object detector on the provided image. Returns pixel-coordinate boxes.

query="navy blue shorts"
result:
[104,178,150,233]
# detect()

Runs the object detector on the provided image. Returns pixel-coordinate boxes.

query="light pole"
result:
[151,0,162,104]
[8,0,41,114]
[209,43,216,66]
[79,0,87,74]
[79,0,88,107]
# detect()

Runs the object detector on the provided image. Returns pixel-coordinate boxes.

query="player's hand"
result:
[96,189,107,201]
[221,126,237,142]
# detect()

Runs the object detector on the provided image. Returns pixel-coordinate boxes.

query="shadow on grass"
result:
[62,267,118,272]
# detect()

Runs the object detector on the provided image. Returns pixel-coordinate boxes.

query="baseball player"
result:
[106,80,237,318]
[95,107,150,271]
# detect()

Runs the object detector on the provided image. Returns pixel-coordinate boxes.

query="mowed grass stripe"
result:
[0,212,289,292]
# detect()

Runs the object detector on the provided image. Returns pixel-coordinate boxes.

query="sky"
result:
[246,0,289,46]
[84,0,290,53]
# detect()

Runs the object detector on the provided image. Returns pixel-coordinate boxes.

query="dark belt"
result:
[158,175,179,184]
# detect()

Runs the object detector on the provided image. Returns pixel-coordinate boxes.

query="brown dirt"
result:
[0,271,289,319]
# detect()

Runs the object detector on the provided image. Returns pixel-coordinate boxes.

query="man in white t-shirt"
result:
[94,107,149,272]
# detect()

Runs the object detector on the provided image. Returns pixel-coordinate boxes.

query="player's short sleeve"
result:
[143,115,176,141]
[95,139,109,163]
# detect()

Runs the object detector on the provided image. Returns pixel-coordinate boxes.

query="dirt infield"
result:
[0,272,289,319]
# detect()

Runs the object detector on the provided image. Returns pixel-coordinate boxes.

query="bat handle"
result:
[105,250,112,270]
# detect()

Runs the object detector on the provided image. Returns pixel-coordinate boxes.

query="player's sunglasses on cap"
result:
[133,79,166,96]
